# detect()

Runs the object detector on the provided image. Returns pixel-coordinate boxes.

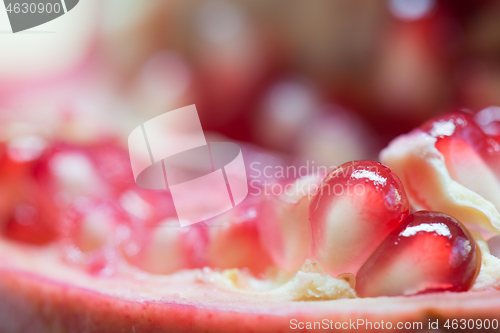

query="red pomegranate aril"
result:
[84,247,118,277]
[120,217,210,275]
[422,113,500,214]
[257,174,323,271]
[86,140,137,195]
[309,160,409,276]
[0,139,60,245]
[356,211,481,298]
[115,186,189,274]
[421,112,500,181]
[59,198,121,252]
[4,194,59,245]
[207,199,273,275]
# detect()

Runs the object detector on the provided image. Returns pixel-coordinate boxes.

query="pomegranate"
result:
[309,160,409,276]
[257,174,323,271]
[381,112,500,233]
[357,211,481,297]
[0,121,497,332]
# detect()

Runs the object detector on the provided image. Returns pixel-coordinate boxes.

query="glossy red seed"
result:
[309,160,409,276]
[421,112,500,174]
[207,198,273,275]
[3,194,59,245]
[356,211,481,297]
[0,139,60,245]
[119,220,207,275]
[421,112,500,211]
[257,174,322,271]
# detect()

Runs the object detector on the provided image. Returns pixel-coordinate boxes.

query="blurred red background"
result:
[1,0,500,166]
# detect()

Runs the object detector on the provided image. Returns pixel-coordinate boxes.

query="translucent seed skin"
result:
[309,160,410,276]
[356,211,481,298]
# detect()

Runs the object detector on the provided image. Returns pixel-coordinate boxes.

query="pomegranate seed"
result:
[423,112,500,173]
[86,140,136,194]
[309,160,409,276]
[0,137,60,245]
[0,134,181,243]
[4,198,58,245]
[86,248,118,277]
[381,112,500,233]
[356,211,481,297]
[421,112,500,210]
[115,186,183,274]
[208,198,273,275]
[60,198,119,253]
[421,113,497,157]
[257,174,323,271]
[120,218,207,274]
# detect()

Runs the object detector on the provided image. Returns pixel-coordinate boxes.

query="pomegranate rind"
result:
[1,239,500,332]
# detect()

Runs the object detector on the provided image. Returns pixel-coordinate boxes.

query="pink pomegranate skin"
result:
[0,267,500,332]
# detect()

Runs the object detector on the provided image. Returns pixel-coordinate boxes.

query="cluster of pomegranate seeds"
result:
[0,135,274,276]
[356,211,481,297]
[0,137,177,264]
[309,161,410,276]
[309,160,484,297]
[0,117,490,296]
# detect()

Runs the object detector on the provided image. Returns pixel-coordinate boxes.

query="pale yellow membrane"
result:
[223,259,357,301]
[472,232,500,291]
